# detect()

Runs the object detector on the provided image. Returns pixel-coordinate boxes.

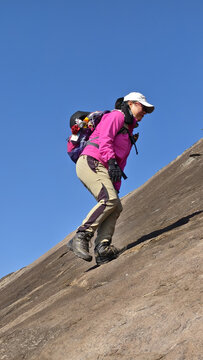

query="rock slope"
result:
[0,139,202,360]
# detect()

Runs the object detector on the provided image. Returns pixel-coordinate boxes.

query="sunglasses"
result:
[139,103,148,113]
[133,101,148,113]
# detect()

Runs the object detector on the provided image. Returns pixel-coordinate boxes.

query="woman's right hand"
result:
[108,159,122,183]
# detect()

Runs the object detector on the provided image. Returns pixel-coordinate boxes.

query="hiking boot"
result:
[67,231,93,262]
[94,240,119,265]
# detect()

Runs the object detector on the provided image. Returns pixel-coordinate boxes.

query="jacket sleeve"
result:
[98,111,125,163]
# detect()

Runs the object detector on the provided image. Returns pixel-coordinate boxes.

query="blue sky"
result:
[0,0,202,278]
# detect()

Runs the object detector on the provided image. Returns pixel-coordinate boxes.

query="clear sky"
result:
[0,0,202,279]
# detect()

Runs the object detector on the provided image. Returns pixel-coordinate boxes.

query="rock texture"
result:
[0,139,202,360]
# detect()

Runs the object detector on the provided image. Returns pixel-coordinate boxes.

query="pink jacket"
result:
[81,110,138,191]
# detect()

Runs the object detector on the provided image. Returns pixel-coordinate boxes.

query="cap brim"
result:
[145,106,155,114]
[140,101,154,113]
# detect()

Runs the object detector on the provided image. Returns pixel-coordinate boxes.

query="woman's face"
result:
[129,101,146,121]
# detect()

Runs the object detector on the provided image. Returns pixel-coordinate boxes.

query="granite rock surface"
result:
[0,139,202,360]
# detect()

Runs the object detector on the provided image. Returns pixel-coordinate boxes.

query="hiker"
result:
[67,92,154,265]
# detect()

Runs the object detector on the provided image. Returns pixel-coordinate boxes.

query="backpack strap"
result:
[117,125,139,155]
[127,129,139,155]
[86,137,99,148]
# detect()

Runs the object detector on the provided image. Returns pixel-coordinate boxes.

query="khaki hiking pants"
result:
[76,155,123,246]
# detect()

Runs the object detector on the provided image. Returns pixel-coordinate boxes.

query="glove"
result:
[108,159,122,183]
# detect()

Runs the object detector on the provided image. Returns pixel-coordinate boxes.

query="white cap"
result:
[124,92,154,113]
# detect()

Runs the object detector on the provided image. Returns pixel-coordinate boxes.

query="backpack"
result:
[67,109,139,164]
[67,110,110,163]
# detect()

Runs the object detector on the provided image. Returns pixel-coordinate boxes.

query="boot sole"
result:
[73,248,92,262]
[67,239,92,262]
[95,253,118,266]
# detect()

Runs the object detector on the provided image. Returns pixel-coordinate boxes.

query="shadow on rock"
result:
[122,210,203,253]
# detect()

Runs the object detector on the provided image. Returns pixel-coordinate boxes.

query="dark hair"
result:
[115,97,124,110]
[114,97,134,124]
